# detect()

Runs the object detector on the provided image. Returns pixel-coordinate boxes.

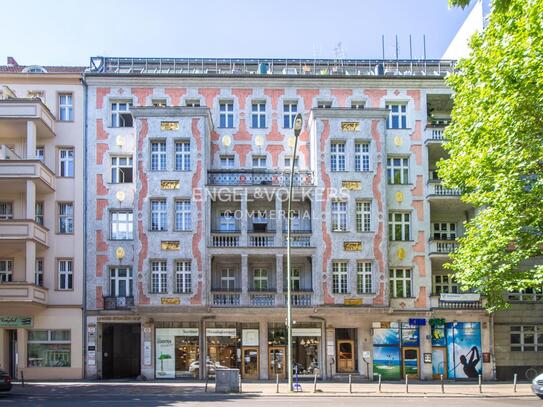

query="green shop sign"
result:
[0,316,33,328]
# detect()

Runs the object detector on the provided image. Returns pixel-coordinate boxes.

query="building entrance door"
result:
[268,346,286,379]
[337,340,355,372]
[241,347,259,379]
[432,347,447,379]
[102,323,141,379]
[402,347,419,378]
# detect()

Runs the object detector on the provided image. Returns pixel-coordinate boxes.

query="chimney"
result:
[7,57,18,66]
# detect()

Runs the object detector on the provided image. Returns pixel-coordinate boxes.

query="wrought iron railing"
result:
[207,170,314,187]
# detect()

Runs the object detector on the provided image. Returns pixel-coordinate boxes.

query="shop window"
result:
[155,326,200,378]
[27,330,71,367]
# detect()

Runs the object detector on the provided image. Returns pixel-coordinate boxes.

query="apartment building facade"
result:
[0,58,85,379]
[82,56,498,382]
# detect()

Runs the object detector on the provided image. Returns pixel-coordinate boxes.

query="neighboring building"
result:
[0,58,85,379]
[84,56,492,381]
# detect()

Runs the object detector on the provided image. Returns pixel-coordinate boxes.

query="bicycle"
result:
[525,366,543,381]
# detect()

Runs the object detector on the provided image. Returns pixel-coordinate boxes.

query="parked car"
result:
[188,361,227,377]
[0,370,12,392]
[532,373,543,399]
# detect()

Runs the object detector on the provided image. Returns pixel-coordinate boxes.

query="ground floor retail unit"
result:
[85,309,497,381]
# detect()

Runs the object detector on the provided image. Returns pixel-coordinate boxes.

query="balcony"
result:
[288,292,313,307]
[103,296,135,310]
[249,292,276,307]
[430,294,483,310]
[248,232,275,247]
[207,170,314,187]
[0,99,56,138]
[283,233,312,248]
[0,158,55,191]
[210,231,240,247]
[425,126,446,142]
[428,180,461,197]
[429,239,459,256]
[0,220,48,247]
[0,283,48,307]
[211,291,241,306]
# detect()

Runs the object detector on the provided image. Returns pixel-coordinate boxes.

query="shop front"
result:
[155,323,199,379]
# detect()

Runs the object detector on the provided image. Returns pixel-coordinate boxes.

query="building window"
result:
[387,157,409,184]
[219,101,234,128]
[0,259,13,283]
[59,148,74,177]
[283,102,298,128]
[220,268,236,290]
[175,200,191,231]
[0,202,13,220]
[433,223,457,240]
[111,156,133,183]
[58,259,73,290]
[36,146,45,161]
[152,99,167,107]
[356,201,371,233]
[185,99,200,107]
[220,155,235,169]
[386,103,407,129]
[35,202,44,225]
[110,267,132,297]
[251,102,266,128]
[150,261,167,293]
[58,93,73,121]
[175,261,192,293]
[253,268,269,291]
[58,203,74,234]
[388,212,410,241]
[150,200,167,231]
[284,156,299,169]
[355,142,370,172]
[332,261,348,294]
[317,100,332,108]
[331,142,346,171]
[219,211,236,232]
[510,325,543,352]
[390,268,411,298]
[110,211,133,240]
[252,155,267,169]
[291,267,301,291]
[150,141,167,171]
[111,101,133,128]
[357,262,372,294]
[175,141,191,171]
[433,274,459,294]
[351,101,365,109]
[508,288,543,302]
[35,258,44,286]
[331,201,347,232]
[27,330,71,368]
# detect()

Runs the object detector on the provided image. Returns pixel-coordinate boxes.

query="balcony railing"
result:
[248,233,275,247]
[103,296,134,310]
[211,291,241,306]
[0,159,56,191]
[207,170,314,187]
[428,181,461,196]
[249,292,276,307]
[429,240,459,254]
[288,292,313,307]
[211,232,240,247]
[0,282,48,306]
[283,234,312,247]
[425,126,446,141]
[0,220,48,246]
[431,294,483,309]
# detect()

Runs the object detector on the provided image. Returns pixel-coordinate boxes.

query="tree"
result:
[439,0,543,310]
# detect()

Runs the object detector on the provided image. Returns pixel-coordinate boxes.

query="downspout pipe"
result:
[81,75,88,379]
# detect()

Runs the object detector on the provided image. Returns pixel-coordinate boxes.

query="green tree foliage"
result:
[439,0,543,310]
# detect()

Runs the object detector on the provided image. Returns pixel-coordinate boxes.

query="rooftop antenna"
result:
[423,34,427,74]
[395,35,399,73]
[333,42,346,69]
[409,34,413,73]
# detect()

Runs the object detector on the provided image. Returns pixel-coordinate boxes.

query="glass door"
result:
[269,346,286,379]
[337,340,355,372]
[241,347,259,379]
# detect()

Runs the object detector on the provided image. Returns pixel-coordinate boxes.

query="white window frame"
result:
[331,142,346,171]
[35,258,44,287]
[388,212,410,241]
[355,142,370,172]
[110,267,133,297]
[111,101,133,128]
[510,325,543,352]
[433,222,457,240]
[111,155,133,183]
[175,200,192,231]
[387,157,409,184]
[386,103,407,129]
[150,200,167,231]
[35,146,45,161]
[58,93,73,121]
[35,201,44,225]
[283,102,298,128]
[252,155,267,169]
[219,101,234,128]
[357,262,373,294]
[332,261,348,294]
[150,140,167,171]
[253,268,269,291]
[220,155,235,169]
[355,201,371,233]
[331,201,347,232]
[317,100,332,108]
[508,288,543,302]
[175,261,192,293]
[58,202,74,234]
[0,202,13,220]
[58,259,73,290]
[185,99,201,107]
[433,274,459,294]
[251,102,266,128]
[59,148,74,177]
[390,268,412,298]
[284,156,299,170]
[175,141,191,171]
[151,99,167,107]
[0,259,13,283]
[220,268,236,290]
[110,211,133,240]
[291,267,301,291]
[351,100,365,109]
[150,260,168,293]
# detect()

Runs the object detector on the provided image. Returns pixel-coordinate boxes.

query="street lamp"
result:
[287,113,303,391]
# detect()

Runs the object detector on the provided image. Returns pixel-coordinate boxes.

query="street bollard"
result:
[313,373,317,393]
[21,371,24,388]
[349,374,352,394]
[405,374,409,393]
[276,374,279,394]
[478,374,482,394]
[513,373,517,393]
[204,375,208,393]
[440,374,444,394]
[378,374,382,393]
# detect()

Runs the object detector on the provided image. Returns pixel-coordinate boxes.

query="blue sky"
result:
[1,0,474,66]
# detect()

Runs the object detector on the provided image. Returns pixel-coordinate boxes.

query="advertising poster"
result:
[373,346,401,380]
[155,329,176,378]
[446,322,482,379]
[372,327,400,346]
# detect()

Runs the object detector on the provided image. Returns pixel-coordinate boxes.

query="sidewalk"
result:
[8,380,536,398]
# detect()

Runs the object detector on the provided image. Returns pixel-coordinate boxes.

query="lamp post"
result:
[287,112,303,391]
